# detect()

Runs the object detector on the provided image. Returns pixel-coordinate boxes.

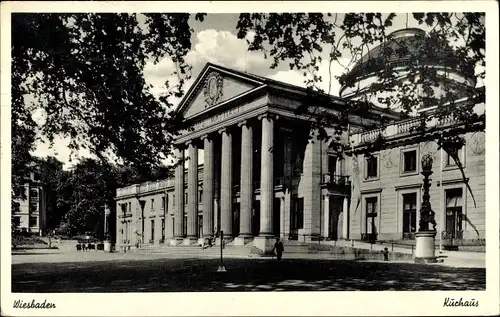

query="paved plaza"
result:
[11,248,485,292]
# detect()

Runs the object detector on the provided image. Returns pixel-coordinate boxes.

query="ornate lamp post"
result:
[414,153,438,263]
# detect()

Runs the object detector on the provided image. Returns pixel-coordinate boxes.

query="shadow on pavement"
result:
[12,258,485,292]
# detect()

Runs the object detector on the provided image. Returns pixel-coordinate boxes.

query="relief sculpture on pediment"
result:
[203,72,224,108]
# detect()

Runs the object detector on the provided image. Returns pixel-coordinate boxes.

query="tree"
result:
[56,158,119,237]
[11,13,206,204]
[35,156,70,231]
[235,12,485,205]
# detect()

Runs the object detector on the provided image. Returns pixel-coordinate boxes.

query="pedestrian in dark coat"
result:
[272,237,285,261]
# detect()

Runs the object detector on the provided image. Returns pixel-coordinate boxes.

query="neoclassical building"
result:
[115,28,485,251]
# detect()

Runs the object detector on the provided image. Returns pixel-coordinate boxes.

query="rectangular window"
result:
[183,215,187,236]
[185,193,188,205]
[402,193,417,238]
[29,202,38,213]
[366,197,377,215]
[128,202,131,213]
[446,148,464,166]
[403,150,417,173]
[199,190,203,203]
[151,198,155,211]
[162,197,165,210]
[328,155,338,175]
[173,195,175,207]
[30,189,38,200]
[366,156,378,178]
[161,219,165,240]
[13,217,21,227]
[445,188,463,239]
[29,216,37,227]
[151,219,155,241]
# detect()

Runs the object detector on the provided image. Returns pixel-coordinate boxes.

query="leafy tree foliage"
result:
[236,12,485,207]
[11,13,205,204]
[35,156,68,230]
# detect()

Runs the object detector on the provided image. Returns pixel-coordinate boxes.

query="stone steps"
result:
[129,244,254,257]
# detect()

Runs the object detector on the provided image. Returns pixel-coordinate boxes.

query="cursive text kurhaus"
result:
[443,297,479,307]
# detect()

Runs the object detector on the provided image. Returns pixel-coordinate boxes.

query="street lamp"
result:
[414,153,438,263]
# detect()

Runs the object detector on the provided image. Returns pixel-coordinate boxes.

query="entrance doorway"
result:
[273,198,281,236]
[289,194,303,240]
[252,201,260,236]
[198,215,203,238]
[233,203,240,237]
[363,197,378,243]
[328,197,343,240]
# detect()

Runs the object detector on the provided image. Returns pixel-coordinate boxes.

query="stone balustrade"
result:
[351,102,484,148]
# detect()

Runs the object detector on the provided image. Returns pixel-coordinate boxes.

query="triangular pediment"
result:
[176,63,265,120]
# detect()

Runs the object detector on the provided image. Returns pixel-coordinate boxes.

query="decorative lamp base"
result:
[414,231,438,263]
[217,266,227,272]
[103,241,112,252]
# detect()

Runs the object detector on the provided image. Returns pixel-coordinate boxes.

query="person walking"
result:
[272,237,285,261]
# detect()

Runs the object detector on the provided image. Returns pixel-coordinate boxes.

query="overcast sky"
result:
[30,13,437,169]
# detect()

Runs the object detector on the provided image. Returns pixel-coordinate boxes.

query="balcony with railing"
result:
[321,173,348,185]
[351,102,484,148]
[321,173,350,193]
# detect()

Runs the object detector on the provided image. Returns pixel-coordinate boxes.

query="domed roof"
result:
[339,28,476,96]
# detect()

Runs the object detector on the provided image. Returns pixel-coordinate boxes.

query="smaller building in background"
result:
[12,169,47,235]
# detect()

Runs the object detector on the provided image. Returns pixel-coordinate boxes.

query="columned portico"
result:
[201,134,214,239]
[219,127,233,240]
[235,120,253,245]
[184,140,198,245]
[172,146,185,246]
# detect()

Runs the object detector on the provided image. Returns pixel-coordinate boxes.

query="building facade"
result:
[115,29,485,251]
[12,169,47,234]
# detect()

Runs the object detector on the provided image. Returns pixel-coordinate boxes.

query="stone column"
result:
[184,140,198,245]
[342,196,349,239]
[202,134,214,239]
[259,113,275,236]
[172,146,185,245]
[323,195,330,239]
[235,120,254,245]
[254,113,276,253]
[219,128,233,239]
